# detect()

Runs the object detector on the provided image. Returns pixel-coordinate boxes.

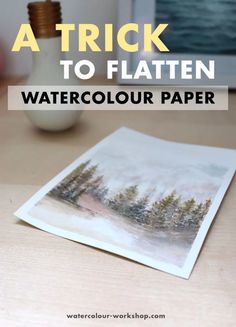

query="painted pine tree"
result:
[147,192,180,229]
[49,161,107,205]
[126,195,150,224]
[108,185,138,217]
[49,160,90,200]
[61,164,98,203]
[176,198,196,229]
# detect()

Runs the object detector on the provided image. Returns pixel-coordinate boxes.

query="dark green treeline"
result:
[49,161,211,232]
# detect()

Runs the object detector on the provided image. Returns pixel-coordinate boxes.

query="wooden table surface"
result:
[0,78,236,327]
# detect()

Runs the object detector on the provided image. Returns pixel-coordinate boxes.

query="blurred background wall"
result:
[0,0,117,76]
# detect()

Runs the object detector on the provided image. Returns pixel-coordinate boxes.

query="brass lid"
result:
[28,0,62,38]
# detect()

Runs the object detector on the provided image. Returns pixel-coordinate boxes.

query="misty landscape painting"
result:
[27,128,231,274]
[155,0,236,54]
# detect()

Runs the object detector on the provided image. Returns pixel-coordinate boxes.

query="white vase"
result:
[26,37,82,132]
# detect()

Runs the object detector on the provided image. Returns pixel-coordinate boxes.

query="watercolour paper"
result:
[15,128,236,278]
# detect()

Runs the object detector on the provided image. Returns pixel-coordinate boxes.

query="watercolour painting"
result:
[15,128,236,278]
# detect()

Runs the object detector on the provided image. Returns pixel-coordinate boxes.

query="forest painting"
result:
[21,127,235,279]
[48,160,211,239]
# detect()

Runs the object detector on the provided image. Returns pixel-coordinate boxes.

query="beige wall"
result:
[0,0,117,75]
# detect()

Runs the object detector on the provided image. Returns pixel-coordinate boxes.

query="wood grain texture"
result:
[0,78,236,326]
